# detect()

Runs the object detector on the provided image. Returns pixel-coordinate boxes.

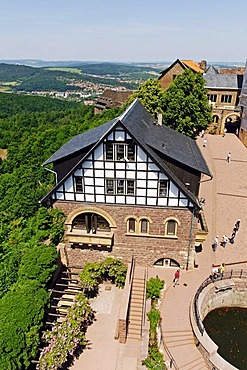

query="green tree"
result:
[161,69,212,138]
[124,78,165,117]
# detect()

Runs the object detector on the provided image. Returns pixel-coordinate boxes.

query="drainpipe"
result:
[44,167,58,184]
[186,207,195,270]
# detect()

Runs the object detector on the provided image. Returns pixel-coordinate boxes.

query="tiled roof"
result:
[159,59,204,78]
[204,65,243,89]
[181,60,204,73]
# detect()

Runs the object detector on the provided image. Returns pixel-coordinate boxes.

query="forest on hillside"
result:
[0,62,158,92]
[0,92,121,369]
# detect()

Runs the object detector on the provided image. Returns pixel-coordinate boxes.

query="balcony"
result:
[66,228,114,248]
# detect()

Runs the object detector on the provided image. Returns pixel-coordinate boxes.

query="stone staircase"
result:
[163,329,209,370]
[128,266,146,340]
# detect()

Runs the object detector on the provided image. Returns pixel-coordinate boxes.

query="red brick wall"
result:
[54,201,198,269]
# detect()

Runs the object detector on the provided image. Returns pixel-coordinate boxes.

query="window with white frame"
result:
[106,179,135,195]
[105,142,135,161]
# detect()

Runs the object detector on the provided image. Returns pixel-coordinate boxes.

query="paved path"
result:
[161,133,247,369]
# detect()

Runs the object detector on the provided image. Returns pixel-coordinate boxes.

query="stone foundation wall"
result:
[54,201,198,269]
[200,280,247,320]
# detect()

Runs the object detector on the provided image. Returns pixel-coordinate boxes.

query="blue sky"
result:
[0,0,246,62]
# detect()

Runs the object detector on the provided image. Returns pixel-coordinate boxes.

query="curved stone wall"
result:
[190,277,247,370]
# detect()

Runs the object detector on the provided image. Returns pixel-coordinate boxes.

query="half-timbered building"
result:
[41,100,211,269]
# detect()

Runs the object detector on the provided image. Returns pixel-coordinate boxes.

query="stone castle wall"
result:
[54,201,198,269]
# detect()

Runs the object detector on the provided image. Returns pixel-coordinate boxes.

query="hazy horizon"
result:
[1,0,246,63]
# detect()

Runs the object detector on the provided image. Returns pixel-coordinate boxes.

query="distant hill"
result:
[0,62,159,92]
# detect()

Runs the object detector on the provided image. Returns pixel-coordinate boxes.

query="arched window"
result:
[213,115,219,123]
[140,219,149,234]
[164,218,180,237]
[128,218,136,233]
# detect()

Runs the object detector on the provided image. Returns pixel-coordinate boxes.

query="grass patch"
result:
[46,67,82,74]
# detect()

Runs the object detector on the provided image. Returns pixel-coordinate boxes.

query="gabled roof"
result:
[41,100,211,206]
[181,60,204,73]
[204,65,243,89]
[43,118,117,165]
[94,89,133,110]
[159,59,204,79]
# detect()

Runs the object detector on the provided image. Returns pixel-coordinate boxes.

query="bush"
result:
[0,281,49,370]
[142,345,166,370]
[79,258,127,294]
[146,276,164,303]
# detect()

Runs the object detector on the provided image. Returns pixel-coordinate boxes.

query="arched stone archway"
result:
[223,113,241,134]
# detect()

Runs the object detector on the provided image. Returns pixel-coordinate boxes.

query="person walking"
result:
[173,269,180,287]
[203,138,207,147]
[201,129,205,138]
[226,152,231,163]
[234,219,241,233]
[212,235,219,252]
[221,235,228,248]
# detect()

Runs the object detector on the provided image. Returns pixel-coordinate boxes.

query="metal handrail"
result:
[193,269,247,336]
[159,322,179,370]
[141,268,147,336]
[129,255,135,284]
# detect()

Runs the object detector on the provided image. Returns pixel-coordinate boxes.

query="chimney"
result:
[157,113,163,126]
[200,60,207,71]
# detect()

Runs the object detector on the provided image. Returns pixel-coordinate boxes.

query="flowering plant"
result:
[38,293,93,370]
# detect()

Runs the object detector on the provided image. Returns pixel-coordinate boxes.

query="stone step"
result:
[128,326,141,335]
[131,287,145,293]
[131,295,144,302]
[178,356,208,370]
[165,338,195,348]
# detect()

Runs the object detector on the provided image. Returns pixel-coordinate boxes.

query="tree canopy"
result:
[161,69,212,138]
[0,92,121,369]
[126,71,212,138]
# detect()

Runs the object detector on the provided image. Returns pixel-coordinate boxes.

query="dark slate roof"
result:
[119,100,210,176]
[204,66,243,89]
[43,118,117,165]
[41,100,211,206]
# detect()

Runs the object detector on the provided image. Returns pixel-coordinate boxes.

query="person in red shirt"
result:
[173,269,180,287]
